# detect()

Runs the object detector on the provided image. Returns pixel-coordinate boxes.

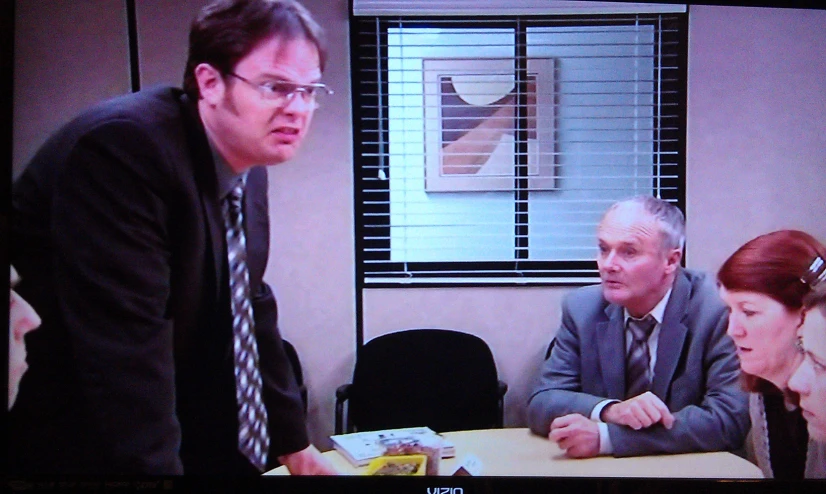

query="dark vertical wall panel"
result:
[13,0,130,177]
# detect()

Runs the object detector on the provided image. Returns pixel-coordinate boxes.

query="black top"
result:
[763,386,809,480]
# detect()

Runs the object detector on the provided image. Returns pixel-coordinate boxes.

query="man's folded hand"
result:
[600,391,675,430]
[549,413,600,458]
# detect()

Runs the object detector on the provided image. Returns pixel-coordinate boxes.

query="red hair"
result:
[718,230,826,392]
[718,230,826,311]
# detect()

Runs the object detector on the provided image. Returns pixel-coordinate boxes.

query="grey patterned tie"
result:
[224,181,270,472]
[625,315,657,400]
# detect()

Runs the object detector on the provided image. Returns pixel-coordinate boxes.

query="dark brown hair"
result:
[718,229,826,391]
[803,285,826,317]
[182,0,326,100]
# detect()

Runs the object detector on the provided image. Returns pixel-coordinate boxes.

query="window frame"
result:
[351,13,688,288]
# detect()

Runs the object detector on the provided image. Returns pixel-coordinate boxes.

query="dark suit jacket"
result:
[527,269,749,456]
[9,87,309,474]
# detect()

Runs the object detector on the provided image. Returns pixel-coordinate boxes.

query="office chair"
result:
[335,329,507,435]
[282,339,308,414]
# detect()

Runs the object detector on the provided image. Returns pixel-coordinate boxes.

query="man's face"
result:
[198,35,322,171]
[788,306,826,442]
[596,203,680,318]
[9,267,41,409]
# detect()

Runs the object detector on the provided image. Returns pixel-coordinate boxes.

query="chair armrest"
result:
[335,384,353,435]
[336,383,353,402]
[496,380,508,428]
[497,380,508,397]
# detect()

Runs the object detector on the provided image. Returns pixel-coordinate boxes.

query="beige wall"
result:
[686,5,826,272]
[13,1,826,451]
[12,0,130,178]
[365,4,826,438]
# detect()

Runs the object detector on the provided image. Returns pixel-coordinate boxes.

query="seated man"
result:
[527,196,749,457]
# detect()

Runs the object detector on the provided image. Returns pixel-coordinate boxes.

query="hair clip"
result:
[801,256,826,289]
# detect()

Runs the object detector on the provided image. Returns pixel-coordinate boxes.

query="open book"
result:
[330,427,456,467]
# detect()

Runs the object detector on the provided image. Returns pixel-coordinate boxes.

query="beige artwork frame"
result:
[423,57,556,192]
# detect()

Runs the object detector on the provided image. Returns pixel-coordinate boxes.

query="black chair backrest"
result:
[349,329,500,433]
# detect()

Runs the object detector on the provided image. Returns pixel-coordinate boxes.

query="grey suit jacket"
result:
[527,269,750,456]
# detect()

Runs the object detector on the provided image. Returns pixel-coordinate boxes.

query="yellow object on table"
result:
[265,428,764,478]
[365,454,427,476]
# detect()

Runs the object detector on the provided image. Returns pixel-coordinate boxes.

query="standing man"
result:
[527,196,749,457]
[10,0,335,475]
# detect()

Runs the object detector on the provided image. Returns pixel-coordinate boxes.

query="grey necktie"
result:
[224,181,270,472]
[625,315,657,400]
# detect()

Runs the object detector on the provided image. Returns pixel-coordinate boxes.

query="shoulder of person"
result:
[76,87,195,182]
[680,268,720,298]
[31,86,187,163]
[565,283,603,305]
[94,86,186,131]
[678,268,728,320]
[562,283,610,321]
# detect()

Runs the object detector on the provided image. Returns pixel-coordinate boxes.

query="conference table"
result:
[265,427,764,478]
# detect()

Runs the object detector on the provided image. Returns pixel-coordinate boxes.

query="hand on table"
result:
[600,391,675,430]
[278,444,339,475]
[549,413,600,458]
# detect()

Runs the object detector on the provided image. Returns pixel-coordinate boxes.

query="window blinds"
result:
[352,10,687,285]
[352,1,687,16]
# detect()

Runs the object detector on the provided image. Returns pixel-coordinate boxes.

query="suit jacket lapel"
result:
[597,303,627,400]
[202,192,224,303]
[180,93,224,302]
[652,269,690,399]
[242,167,269,289]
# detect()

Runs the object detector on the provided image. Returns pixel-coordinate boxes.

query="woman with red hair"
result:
[717,230,826,479]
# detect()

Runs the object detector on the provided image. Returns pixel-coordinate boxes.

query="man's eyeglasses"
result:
[227,72,333,107]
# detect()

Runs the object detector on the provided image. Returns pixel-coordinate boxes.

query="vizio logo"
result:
[426,489,463,494]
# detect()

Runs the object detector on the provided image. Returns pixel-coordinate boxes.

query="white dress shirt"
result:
[590,288,673,455]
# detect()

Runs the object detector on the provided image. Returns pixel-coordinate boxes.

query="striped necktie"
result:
[625,315,657,400]
[224,180,270,471]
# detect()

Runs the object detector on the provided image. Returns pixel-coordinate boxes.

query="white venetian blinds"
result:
[352,1,686,16]
[351,4,687,285]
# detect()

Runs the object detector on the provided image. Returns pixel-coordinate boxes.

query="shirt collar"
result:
[206,134,246,200]
[624,288,673,325]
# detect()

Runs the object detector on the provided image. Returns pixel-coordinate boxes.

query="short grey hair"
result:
[605,195,686,252]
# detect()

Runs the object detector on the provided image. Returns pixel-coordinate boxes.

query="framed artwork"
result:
[423,57,555,192]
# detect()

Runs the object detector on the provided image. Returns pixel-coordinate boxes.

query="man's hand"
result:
[600,391,675,430]
[549,413,600,458]
[278,445,339,475]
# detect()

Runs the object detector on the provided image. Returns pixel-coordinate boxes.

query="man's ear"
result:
[664,248,682,275]
[193,63,225,105]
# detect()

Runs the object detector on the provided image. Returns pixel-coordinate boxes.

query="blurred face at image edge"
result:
[789,304,826,442]
[9,266,41,409]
